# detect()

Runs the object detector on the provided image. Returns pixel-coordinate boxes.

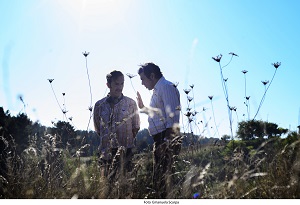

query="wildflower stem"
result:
[253,69,277,120]
[83,52,93,132]
[210,99,220,139]
[221,55,233,69]
[85,57,93,108]
[129,78,137,94]
[49,83,63,113]
[86,114,92,132]
[218,62,234,139]
[243,73,250,120]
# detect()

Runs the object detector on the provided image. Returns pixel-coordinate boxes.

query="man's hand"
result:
[136,91,145,109]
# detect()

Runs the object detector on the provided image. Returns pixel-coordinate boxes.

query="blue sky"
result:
[1,0,299,138]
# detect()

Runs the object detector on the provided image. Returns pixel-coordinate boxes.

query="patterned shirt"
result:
[93,95,140,160]
[148,77,180,135]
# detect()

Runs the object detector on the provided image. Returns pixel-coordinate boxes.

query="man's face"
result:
[139,72,154,90]
[107,75,124,97]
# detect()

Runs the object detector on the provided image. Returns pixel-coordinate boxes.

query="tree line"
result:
[1,106,297,159]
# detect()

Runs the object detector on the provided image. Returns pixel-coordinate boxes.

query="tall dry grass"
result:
[1,127,300,199]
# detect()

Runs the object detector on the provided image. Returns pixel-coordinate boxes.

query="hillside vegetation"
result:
[1,107,300,199]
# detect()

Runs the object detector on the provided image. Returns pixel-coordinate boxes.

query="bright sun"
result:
[53,0,133,30]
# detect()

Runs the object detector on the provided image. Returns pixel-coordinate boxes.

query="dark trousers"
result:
[152,130,174,198]
[99,147,133,180]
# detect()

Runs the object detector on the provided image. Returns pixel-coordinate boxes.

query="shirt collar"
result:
[106,93,124,104]
[154,76,165,90]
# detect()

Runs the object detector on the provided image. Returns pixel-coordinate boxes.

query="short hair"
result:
[106,70,124,84]
[138,62,163,79]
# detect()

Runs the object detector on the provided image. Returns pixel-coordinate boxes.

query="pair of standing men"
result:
[93,62,181,198]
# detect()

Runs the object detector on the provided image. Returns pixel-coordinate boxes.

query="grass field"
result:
[1,131,300,199]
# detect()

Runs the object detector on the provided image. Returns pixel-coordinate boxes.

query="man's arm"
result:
[93,103,100,135]
[162,84,180,128]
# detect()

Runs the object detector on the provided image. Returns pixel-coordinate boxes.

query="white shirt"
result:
[148,77,180,135]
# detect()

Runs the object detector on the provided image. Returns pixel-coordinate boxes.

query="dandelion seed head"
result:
[82,51,89,57]
[173,82,179,88]
[18,95,24,103]
[229,106,237,111]
[185,112,192,117]
[184,89,191,94]
[47,79,54,83]
[272,62,281,69]
[126,73,136,79]
[229,52,239,57]
[212,54,222,62]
